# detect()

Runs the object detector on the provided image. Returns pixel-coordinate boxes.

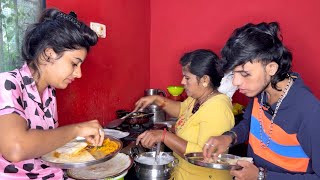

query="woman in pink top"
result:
[0,8,104,179]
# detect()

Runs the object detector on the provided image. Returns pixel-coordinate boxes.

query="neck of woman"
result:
[30,66,45,100]
[197,89,217,105]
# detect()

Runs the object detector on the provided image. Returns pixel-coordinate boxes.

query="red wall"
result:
[47,0,319,126]
[150,0,320,105]
[46,0,150,126]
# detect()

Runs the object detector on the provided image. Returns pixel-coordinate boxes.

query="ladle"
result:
[155,142,161,164]
[105,111,136,128]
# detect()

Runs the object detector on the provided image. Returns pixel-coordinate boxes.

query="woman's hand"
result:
[230,161,259,180]
[133,95,163,112]
[203,135,232,159]
[135,130,163,148]
[74,120,104,146]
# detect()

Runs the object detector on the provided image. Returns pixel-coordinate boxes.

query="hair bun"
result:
[69,11,77,19]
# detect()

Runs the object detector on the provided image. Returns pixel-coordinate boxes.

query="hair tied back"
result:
[56,12,81,28]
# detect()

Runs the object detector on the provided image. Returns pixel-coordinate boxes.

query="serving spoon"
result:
[155,142,161,164]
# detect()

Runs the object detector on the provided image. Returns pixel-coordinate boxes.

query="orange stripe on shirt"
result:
[252,98,299,145]
[249,133,309,172]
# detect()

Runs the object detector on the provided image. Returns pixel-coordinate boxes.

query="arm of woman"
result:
[0,114,103,162]
[162,131,187,157]
[134,95,181,117]
[136,129,187,157]
[161,97,181,117]
[0,75,103,162]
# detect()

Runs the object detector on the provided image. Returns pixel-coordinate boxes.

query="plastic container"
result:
[167,86,184,96]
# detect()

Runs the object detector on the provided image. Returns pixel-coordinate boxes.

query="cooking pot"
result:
[143,89,167,123]
[146,104,166,123]
[124,112,154,125]
[133,152,178,180]
[144,89,166,97]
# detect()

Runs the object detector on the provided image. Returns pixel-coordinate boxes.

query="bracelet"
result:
[161,128,167,142]
[222,131,237,146]
[258,167,266,180]
[158,97,166,108]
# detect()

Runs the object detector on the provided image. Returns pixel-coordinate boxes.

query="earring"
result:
[203,83,208,87]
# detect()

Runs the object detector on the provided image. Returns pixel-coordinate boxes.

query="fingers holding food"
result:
[74,120,104,146]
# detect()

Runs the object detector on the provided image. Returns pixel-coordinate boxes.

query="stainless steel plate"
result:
[67,153,133,179]
[184,152,242,170]
[41,135,122,169]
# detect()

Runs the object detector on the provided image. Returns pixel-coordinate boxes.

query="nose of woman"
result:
[73,66,82,78]
[181,77,186,85]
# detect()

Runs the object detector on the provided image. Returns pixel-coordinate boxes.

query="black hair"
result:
[179,49,223,88]
[21,8,98,78]
[221,22,292,90]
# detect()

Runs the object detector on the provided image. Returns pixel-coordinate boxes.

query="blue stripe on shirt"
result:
[250,116,308,158]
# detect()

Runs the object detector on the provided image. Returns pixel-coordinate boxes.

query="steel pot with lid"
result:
[143,89,167,123]
[145,104,166,123]
[133,151,178,180]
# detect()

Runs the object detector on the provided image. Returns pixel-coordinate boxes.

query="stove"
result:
[108,110,167,147]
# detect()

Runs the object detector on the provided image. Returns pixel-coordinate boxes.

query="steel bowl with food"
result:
[133,151,178,180]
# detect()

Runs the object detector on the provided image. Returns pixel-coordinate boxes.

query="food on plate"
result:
[135,152,174,165]
[218,156,253,165]
[55,141,88,156]
[42,138,120,163]
[86,138,120,159]
[203,155,253,165]
[42,141,95,163]
[203,157,218,163]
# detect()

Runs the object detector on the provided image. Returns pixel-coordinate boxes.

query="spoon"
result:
[105,111,136,128]
[155,142,161,164]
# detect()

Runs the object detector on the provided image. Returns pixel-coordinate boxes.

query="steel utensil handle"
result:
[105,110,136,128]
[120,110,136,119]
[155,142,161,164]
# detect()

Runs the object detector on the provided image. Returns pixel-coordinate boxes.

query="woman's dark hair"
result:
[221,22,292,90]
[21,8,98,77]
[179,49,223,88]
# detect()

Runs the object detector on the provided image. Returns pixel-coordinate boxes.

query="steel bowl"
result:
[133,152,178,180]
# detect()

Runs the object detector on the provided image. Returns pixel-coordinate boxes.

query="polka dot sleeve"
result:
[0,72,27,120]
